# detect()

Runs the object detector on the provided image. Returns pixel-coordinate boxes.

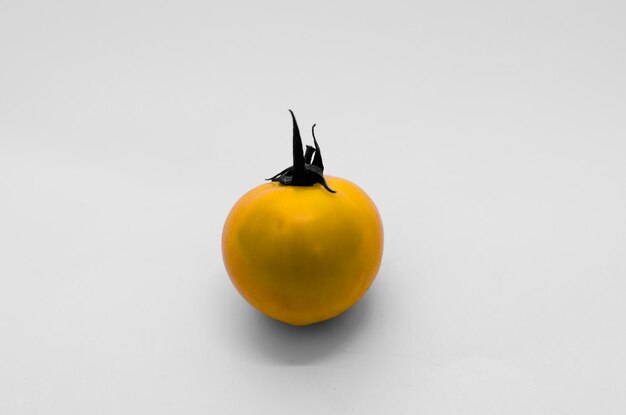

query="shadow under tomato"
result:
[240,291,375,365]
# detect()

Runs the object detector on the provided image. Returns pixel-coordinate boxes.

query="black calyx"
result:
[266,110,336,193]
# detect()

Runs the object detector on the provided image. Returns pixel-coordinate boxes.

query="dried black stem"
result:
[266,110,336,193]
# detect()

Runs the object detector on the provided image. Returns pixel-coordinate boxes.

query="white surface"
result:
[1,0,625,413]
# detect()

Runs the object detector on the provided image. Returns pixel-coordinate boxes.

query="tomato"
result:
[221,111,383,326]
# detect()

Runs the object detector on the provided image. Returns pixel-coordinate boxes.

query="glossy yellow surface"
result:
[222,176,384,326]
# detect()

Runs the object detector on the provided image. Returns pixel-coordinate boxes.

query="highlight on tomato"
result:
[222,111,383,326]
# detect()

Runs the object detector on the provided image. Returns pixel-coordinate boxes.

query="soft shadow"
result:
[237,292,375,365]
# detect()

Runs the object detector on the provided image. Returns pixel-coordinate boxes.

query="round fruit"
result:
[221,111,383,326]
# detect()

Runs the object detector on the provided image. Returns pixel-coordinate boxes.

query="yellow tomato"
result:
[222,176,383,326]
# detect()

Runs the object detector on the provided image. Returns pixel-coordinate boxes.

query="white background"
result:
[1,0,625,413]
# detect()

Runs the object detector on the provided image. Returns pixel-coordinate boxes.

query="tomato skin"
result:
[222,176,383,326]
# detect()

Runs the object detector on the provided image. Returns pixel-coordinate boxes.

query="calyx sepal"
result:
[266,110,336,193]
